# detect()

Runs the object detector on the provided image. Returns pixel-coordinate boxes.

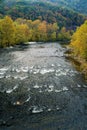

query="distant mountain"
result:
[0,0,86,29]
[38,0,87,15]
[55,0,87,15]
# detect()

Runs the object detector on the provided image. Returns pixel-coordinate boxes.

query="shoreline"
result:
[65,48,87,81]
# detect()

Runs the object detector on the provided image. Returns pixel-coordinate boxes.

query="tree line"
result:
[0,16,72,47]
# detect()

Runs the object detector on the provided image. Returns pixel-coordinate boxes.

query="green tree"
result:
[58,27,71,41]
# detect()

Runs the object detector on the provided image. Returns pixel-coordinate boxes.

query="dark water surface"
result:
[0,43,87,130]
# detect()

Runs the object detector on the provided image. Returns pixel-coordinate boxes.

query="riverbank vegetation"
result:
[69,21,87,79]
[0,16,72,47]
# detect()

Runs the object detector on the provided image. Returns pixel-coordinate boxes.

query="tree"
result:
[70,20,87,59]
[58,27,71,41]
[0,16,15,47]
[51,32,56,41]
[0,19,3,47]
[15,23,29,44]
[31,20,41,41]
[38,21,47,41]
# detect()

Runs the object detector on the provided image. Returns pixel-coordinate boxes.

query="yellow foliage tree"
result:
[70,21,87,59]
[15,23,29,44]
[0,16,15,47]
[38,21,47,41]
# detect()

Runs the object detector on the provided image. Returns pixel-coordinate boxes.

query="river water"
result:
[0,42,87,130]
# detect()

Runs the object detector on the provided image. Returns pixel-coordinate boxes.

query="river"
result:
[0,42,87,130]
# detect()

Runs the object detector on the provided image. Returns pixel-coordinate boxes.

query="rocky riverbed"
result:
[0,42,87,130]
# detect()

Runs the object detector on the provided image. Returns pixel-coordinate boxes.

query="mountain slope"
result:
[1,0,87,15]
[0,0,86,29]
[57,0,87,15]
[40,0,87,15]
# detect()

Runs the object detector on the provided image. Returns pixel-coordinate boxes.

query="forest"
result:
[0,0,86,28]
[0,16,72,47]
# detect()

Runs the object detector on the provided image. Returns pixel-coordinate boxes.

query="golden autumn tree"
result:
[31,20,41,41]
[47,23,53,41]
[26,20,33,41]
[46,23,59,41]
[0,19,3,47]
[38,21,47,41]
[70,21,87,59]
[15,23,29,44]
[0,16,15,47]
[51,32,56,41]
[51,23,59,41]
